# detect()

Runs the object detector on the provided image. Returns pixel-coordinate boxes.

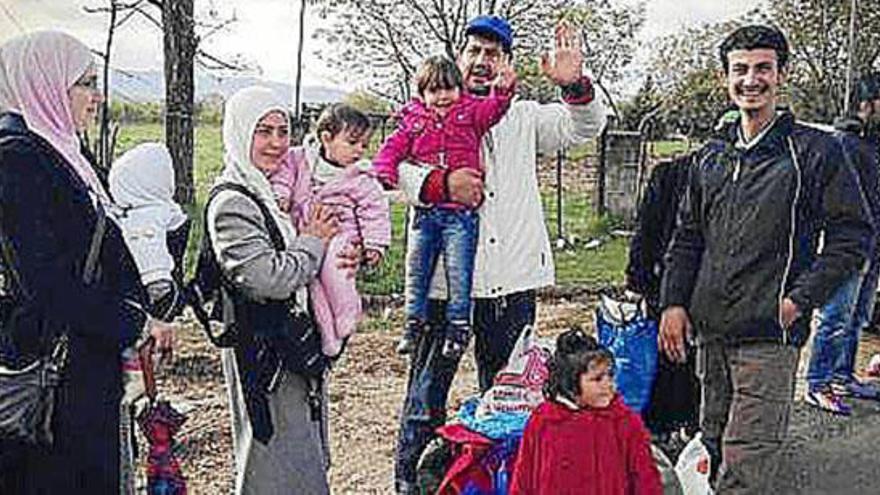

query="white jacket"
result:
[399,96,607,299]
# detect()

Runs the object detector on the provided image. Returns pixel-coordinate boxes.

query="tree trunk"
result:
[99,3,116,169]
[163,0,196,205]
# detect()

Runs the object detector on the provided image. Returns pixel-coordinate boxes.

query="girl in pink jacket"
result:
[270,104,391,357]
[373,55,515,358]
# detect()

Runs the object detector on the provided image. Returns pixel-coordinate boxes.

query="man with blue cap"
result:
[393,14,607,493]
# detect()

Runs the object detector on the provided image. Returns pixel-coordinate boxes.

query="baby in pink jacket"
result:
[373,55,515,358]
[270,104,391,358]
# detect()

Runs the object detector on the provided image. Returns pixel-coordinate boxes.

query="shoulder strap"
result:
[192,183,291,348]
[207,183,285,251]
[82,203,107,286]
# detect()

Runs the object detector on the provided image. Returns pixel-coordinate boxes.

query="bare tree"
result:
[160,0,197,204]
[84,0,151,170]
[87,0,250,205]
[314,0,579,103]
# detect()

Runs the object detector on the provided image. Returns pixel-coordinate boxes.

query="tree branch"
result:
[198,13,237,42]
[196,49,251,71]
[131,4,163,29]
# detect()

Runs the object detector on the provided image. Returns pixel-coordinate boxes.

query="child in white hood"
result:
[110,142,190,307]
[108,142,190,494]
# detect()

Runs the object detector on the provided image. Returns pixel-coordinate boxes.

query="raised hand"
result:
[493,57,517,93]
[540,21,584,86]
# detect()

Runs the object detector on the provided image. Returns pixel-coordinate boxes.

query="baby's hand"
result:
[363,248,384,267]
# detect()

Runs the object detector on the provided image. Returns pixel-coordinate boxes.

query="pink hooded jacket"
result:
[270,145,391,356]
[271,147,391,251]
[372,91,512,191]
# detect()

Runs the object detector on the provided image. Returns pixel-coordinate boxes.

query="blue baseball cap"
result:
[465,15,513,53]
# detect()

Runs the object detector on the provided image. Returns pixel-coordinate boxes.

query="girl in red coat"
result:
[510,329,663,495]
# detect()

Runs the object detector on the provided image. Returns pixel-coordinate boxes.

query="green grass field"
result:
[114,123,632,294]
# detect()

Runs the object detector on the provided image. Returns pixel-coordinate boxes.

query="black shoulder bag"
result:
[185,183,328,377]
[0,202,106,446]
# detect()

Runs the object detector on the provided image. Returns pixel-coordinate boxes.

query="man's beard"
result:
[466,65,493,96]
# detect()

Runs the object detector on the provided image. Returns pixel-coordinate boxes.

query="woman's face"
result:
[68,66,101,132]
[251,111,289,173]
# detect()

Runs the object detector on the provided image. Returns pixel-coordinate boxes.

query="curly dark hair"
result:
[543,328,614,404]
[719,25,789,72]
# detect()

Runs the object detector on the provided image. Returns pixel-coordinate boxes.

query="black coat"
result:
[836,119,880,260]
[0,113,147,493]
[626,153,693,318]
[626,154,700,434]
[661,112,873,346]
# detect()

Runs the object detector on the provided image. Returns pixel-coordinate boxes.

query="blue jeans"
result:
[807,261,878,389]
[393,291,536,492]
[405,207,478,329]
[847,260,880,374]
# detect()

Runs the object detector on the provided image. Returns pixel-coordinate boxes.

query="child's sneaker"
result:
[804,387,851,415]
[831,378,880,400]
[397,319,425,355]
[396,335,417,355]
[121,347,145,405]
[441,323,470,359]
[441,338,464,359]
[866,354,880,377]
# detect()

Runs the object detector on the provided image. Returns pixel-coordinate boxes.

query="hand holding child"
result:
[301,203,339,246]
[363,248,384,267]
[337,242,363,279]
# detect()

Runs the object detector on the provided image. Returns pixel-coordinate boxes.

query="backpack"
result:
[185,183,264,347]
[185,183,328,376]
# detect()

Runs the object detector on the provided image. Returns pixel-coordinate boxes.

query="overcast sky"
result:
[1,0,765,91]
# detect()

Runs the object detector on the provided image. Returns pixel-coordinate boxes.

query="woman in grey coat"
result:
[207,86,339,494]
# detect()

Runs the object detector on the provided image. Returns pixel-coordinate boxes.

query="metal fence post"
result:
[597,126,608,217]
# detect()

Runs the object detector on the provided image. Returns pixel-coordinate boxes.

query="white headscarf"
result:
[109,142,188,284]
[219,86,295,248]
[0,31,110,203]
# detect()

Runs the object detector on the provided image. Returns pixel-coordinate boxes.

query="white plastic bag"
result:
[674,432,714,495]
[475,325,554,419]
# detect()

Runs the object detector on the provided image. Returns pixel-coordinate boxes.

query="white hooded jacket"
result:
[109,142,188,285]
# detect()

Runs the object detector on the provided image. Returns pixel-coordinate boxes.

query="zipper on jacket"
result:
[733,156,742,182]
[778,137,803,346]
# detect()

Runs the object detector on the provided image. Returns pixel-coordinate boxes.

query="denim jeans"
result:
[807,264,874,389]
[394,291,536,493]
[846,260,879,375]
[405,207,478,329]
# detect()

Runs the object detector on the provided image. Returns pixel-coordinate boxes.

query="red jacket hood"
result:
[537,394,631,422]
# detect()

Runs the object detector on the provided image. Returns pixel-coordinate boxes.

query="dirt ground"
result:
[151,296,594,494]
[151,297,880,494]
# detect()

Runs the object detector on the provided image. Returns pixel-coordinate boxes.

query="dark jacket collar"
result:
[0,112,28,135]
[711,110,796,158]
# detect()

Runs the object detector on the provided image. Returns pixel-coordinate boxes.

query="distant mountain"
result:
[108,69,346,104]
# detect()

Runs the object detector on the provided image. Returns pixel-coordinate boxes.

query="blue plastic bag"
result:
[596,294,658,413]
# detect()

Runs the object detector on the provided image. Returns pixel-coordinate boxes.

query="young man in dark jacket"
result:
[805,73,880,414]
[658,25,873,494]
